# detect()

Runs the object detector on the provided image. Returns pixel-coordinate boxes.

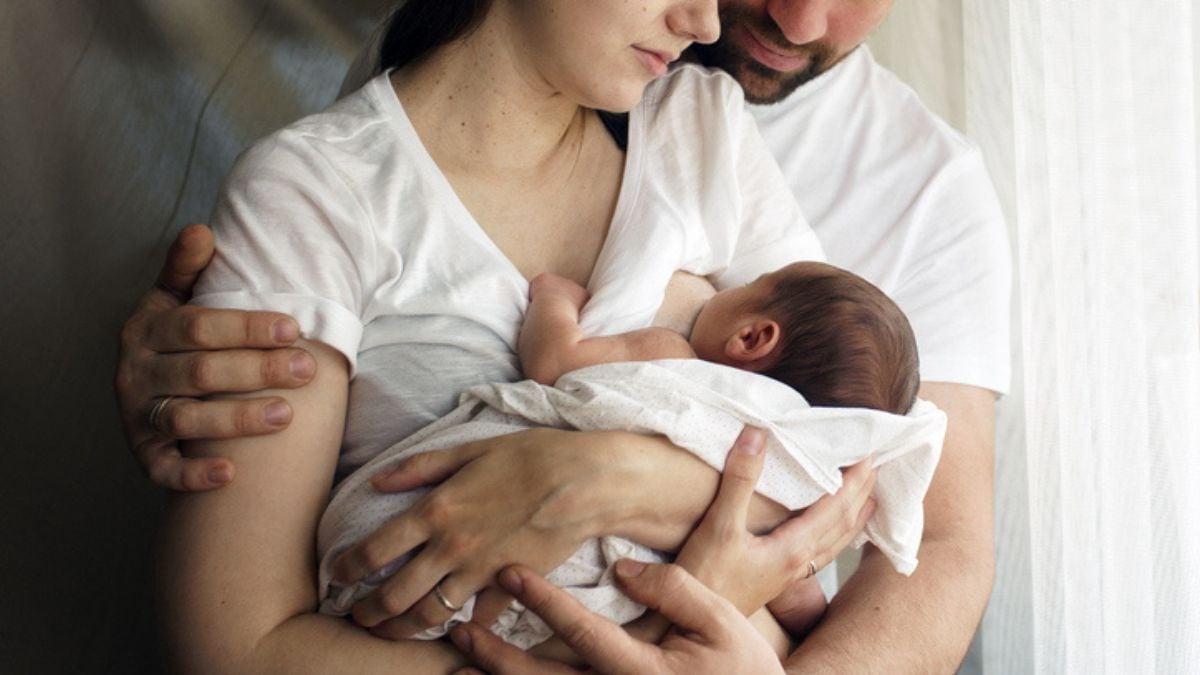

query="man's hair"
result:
[758,263,919,415]
[379,0,493,71]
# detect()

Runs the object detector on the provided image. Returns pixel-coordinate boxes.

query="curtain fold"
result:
[874,2,1200,672]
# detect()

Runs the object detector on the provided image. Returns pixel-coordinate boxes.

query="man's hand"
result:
[115,224,316,491]
[449,561,787,675]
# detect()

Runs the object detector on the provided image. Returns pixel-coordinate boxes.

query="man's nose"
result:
[766,0,832,45]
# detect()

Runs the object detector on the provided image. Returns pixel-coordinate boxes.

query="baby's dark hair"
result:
[757,262,919,415]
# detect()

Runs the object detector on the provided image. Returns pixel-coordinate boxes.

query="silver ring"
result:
[804,559,819,579]
[434,584,462,613]
[148,396,175,434]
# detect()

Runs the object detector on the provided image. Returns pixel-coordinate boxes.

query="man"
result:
[116,1,1009,671]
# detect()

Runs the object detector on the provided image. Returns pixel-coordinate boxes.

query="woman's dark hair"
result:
[379,0,493,70]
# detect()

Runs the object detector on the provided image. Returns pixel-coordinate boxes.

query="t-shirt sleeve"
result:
[896,148,1012,394]
[192,132,375,373]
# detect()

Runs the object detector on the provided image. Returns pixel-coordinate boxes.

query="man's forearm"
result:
[784,382,998,673]
[784,537,993,673]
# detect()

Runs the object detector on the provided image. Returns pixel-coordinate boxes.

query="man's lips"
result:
[632,46,676,77]
[734,25,809,72]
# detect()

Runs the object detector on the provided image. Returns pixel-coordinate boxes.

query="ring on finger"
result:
[803,559,819,579]
[148,396,175,434]
[434,583,462,613]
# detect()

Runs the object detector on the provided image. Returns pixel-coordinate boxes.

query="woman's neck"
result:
[394,13,590,176]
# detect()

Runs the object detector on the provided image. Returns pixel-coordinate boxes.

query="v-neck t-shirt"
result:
[194,65,822,473]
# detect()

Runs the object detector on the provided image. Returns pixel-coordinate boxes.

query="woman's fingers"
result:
[371,443,486,492]
[332,515,429,586]
[350,551,447,628]
[764,459,878,578]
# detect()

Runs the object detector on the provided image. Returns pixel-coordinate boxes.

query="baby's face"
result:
[689,272,778,362]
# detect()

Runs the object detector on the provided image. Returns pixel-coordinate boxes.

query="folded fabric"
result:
[316,359,946,648]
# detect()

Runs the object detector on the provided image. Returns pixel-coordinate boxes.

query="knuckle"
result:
[413,602,446,628]
[188,354,218,390]
[358,540,395,575]
[118,318,142,351]
[420,495,455,527]
[560,621,602,654]
[234,403,260,435]
[439,531,480,559]
[166,403,195,438]
[184,314,212,348]
[378,591,409,618]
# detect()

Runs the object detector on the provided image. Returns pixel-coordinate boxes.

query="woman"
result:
[158,1,869,671]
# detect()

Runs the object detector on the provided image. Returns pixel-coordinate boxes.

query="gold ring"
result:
[434,584,462,613]
[148,396,175,434]
[805,559,819,579]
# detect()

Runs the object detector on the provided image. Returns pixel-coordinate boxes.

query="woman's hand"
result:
[449,561,787,675]
[674,427,877,616]
[331,429,648,639]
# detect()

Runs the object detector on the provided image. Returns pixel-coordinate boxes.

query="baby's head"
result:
[690,261,919,414]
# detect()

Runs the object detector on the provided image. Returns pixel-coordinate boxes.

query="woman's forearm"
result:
[600,431,790,550]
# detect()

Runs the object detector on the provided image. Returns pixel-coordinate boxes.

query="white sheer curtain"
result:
[872,1,1200,672]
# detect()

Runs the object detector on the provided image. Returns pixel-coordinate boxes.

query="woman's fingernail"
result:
[499,567,524,595]
[615,559,647,578]
[208,466,232,484]
[273,319,299,343]
[737,428,765,455]
[265,401,291,426]
[450,626,472,652]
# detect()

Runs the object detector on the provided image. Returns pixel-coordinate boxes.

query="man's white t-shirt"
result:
[193,65,824,474]
[750,46,1011,394]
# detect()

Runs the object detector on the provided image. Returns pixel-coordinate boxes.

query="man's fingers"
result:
[451,623,574,675]
[371,443,487,492]
[147,348,314,397]
[157,223,215,298]
[611,561,730,639]
[136,439,234,491]
[497,564,659,673]
[145,304,302,352]
[705,426,767,533]
[149,396,294,439]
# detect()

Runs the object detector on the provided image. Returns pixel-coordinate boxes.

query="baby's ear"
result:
[724,319,781,367]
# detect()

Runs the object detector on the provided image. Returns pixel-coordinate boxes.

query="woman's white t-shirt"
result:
[194,65,823,474]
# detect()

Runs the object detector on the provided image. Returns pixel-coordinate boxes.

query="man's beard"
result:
[692,6,838,105]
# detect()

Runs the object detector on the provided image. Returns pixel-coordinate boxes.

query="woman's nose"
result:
[767,0,832,45]
[670,0,722,45]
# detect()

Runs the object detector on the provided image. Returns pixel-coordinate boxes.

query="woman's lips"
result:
[633,47,671,77]
[735,25,808,72]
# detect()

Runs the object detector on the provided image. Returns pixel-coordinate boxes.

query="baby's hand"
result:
[529,272,590,310]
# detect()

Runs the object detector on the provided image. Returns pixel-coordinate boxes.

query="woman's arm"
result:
[157,339,465,674]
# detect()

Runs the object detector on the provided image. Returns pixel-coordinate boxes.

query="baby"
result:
[517,259,920,637]
[520,260,919,414]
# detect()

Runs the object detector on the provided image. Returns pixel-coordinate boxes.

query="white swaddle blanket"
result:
[317,359,947,648]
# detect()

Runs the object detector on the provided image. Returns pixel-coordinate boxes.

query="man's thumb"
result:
[157,223,216,299]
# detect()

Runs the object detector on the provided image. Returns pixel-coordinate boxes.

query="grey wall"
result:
[0,1,392,671]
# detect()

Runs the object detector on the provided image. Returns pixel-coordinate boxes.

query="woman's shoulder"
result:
[228,73,416,191]
[637,63,747,124]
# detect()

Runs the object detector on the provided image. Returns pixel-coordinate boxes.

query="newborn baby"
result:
[317,261,944,649]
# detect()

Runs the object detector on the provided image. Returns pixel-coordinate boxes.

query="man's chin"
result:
[729,61,807,105]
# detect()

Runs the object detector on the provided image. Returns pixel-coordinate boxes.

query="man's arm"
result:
[785,382,997,673]
[115,224,315,490]
[519,272,694,385]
